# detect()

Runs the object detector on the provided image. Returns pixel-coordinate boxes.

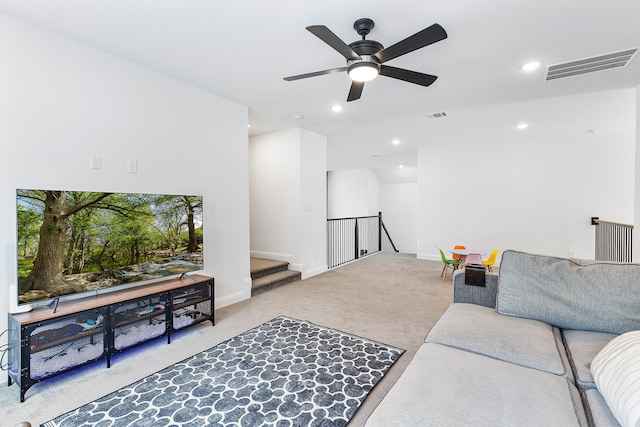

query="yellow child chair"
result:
[483,249,499,272]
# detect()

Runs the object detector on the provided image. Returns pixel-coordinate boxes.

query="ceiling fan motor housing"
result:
[347,36,383,81]
[349,39,383,56]
[347,55,381,75]
[347,39,383,74]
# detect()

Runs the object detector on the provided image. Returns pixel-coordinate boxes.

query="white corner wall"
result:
[380,183,418,253]
[249,128,327,278]
[299,129,329,277]
[367,170,381,215]
[417,125,635,261]
[0,14,251,346]
[635,84,640,263]
[327,169,380,218]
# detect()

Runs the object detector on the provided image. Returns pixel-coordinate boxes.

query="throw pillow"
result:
[591,330,640,427]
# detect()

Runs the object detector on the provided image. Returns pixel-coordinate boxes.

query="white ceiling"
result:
[1,0,639,177]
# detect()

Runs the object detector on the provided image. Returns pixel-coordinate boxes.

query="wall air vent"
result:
[427,112,447,119]
[544,48,638,81]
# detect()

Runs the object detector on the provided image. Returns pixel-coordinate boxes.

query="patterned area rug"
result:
[42,316,404,427]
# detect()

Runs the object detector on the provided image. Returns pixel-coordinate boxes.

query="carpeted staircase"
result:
[250,257,301,295]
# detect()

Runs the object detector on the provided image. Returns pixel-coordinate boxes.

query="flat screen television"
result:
[16,189,204,307]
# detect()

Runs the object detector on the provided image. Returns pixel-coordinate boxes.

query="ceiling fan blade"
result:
[347,81,364,102]
[379,65,438,87]
[283,67,347,81]
[375,23,447,63]
[307,25,360,60]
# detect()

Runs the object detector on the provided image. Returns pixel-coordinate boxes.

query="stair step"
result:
[251,269,301,296]
[250,257,290,279]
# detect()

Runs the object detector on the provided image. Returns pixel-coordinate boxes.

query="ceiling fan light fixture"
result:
[284,19,447,101]
[347,57,380,82]
[348,62,379,82]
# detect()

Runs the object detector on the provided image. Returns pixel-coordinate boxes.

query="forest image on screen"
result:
[17,189,203,305]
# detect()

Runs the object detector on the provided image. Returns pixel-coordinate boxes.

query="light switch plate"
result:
[127,160,137,174]
[91,156,102,170]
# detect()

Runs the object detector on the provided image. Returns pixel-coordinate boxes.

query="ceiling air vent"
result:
[544,48,638,81]
[427,112,447,119]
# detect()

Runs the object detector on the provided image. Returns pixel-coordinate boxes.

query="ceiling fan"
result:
[283,18,448,102]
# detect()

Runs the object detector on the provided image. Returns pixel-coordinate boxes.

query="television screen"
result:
[16,189,204,306]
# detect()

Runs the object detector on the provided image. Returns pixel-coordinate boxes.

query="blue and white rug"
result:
[42,316,404,427]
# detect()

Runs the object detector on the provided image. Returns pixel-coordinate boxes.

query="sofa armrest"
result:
[453,269,499,308]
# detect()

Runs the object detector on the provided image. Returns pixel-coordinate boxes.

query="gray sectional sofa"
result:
[365,250,640,427]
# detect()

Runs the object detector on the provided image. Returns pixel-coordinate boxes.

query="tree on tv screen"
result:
[17,190,203,297]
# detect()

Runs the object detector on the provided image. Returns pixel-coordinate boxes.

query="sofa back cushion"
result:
[496,250,640,335]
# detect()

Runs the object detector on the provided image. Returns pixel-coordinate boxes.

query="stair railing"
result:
[327,212,398,269]
[381,219,399,253]
[591,217,633,262]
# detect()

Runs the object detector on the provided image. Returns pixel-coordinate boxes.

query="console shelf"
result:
[7,274,214,402]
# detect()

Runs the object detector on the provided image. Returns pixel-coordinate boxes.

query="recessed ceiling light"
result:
[516,123,529,130]
[392,139,400,145]
[398,164,404,168]
[331,105,343,113]
[293,115,304,120]
[521,61,541,71]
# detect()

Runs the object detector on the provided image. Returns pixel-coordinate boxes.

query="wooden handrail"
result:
[591,217,634,229]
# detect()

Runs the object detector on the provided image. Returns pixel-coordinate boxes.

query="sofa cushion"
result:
[496,250,640,335]
[584,389,622,427]
[426,303,569,377]
[364,343,588,427]
[563,329,618,391]
[591,330,640,427]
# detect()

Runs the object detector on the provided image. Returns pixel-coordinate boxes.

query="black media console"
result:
[7,274,214,402]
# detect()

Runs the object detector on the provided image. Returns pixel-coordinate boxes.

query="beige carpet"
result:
[1,251,453,427]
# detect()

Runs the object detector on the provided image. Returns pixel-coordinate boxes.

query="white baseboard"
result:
[214,278,252,307]
[302,264,328,279]
[250,251,294,264]
[215,290,248,308]
[417,253,440,261]
[289,262,303,271]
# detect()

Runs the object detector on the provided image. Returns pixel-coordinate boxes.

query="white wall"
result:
[380,183,418,253]
[327,169,381,218]
[0,14,251,346]
[367,170,381,215]
[417,127,635,262]
[299,129,329,277]
[327,169,369,219]
[249,128,327,278]
[328,169,415,253]
[635,84,640,263]
[249,129,300,261]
